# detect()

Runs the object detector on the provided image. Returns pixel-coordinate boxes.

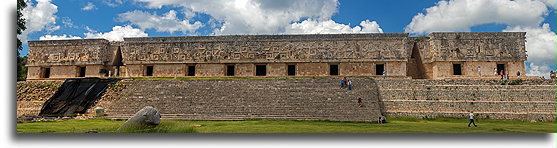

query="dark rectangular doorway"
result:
[256,65,267,76]
[375,64,384,75]
[43,68,50,78]
[329,64,339,75]
[78,67,86,77]
[226,65,235,76]
[497,64,506,74]
[453,64,462,75]
[187,65,196,76]
[287,65,296,76]
[145,66,153,76]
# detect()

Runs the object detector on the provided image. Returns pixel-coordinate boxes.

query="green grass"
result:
[16,117,556,133]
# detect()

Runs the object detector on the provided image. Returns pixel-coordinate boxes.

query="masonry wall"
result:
[376,79,556,121]
[430,61,526,79]
[268,63,287,76]
[196,64,225,77]
[153,64,186,77]
[297,63,329,76]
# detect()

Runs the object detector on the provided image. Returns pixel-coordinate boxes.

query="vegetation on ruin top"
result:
[17,117,555,133]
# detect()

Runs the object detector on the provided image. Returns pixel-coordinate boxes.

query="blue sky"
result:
[19,0,556,76]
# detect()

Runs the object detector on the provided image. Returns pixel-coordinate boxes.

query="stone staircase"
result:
[106,79,383,122]
[376,79,556,121]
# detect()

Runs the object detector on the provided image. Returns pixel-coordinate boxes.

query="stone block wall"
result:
[268,63,287,76]
[196,64,226,76]
[297,63,329,76]
[430,61,525,79]
[339,62,373,76]
[16,81,63,117]
[235,64,255,76]
[105,79,382,121]
[376,79,556,121]
[17,79,554,122]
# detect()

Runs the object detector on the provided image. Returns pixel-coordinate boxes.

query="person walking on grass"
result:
[468,111,477,127]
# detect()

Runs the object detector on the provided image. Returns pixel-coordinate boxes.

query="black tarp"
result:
[39,78,119,116]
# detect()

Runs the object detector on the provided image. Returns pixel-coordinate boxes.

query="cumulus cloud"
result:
[405,0,556,77]
[536,0,556,9]
[39,34,82,40]
[286,19,383,34]
[103,0,124,7]
[84,25,148,41]
[134,0,339,35]
[82,2,97,11]
[504,24,556,76]
[118,10,202,34]
[19,0,59,42]
[405,0,549,34]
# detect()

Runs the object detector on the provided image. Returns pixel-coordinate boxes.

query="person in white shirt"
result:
[468,111,477,127]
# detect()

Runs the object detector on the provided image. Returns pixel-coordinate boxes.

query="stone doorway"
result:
[145,66,153,76]
[256,65,267,76]
[329,64,339,75]
[497,64,506,74]
[375,64,384,75]
[453,64,462,75]
[187,65,196,76]
[287,65,296,76]
[78,66,86,77]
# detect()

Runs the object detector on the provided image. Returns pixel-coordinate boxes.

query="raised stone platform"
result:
[16,78,555,122]
[106,78,382,122]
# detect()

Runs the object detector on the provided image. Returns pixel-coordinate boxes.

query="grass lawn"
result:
[16,117,556,133]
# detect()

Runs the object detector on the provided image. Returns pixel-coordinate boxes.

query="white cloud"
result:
[504,24,556,77]
[84,25,148,41]
[405,0,556,77]
[525,63,552,78]
[405,0,549,34]
[118,10,202,34]
[39,34,82,40]
[134,0,339,35]
[85,26,97,33]
[536,0,556,9]
[286,19,383,34]
[82,2,97,11]
[19,0,59,42]
[103,0,124,7]
[61,17,77,28]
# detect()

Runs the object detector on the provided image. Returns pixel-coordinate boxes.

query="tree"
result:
[17,0,27,81]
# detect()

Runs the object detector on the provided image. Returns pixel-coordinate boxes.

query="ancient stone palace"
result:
[26,32,527,80]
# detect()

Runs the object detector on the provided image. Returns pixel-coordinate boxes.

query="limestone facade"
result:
[26,32,526,80]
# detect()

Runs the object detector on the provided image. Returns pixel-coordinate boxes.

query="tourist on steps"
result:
[342,77,348,88]
[468,111,477,127]
[347,80,353,90]
[357,98,363,107]
[340,79,345,88]
[516,71,521,79]
[477,66,481,77]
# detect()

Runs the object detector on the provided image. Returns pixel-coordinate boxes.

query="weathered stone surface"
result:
[117,106,161,131]
[25,33,527,79]
[107,78,383,122]
[376,79,556,121]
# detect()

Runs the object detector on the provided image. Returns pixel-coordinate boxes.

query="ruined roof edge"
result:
[28,39,109,47]
[123,33,410,42]
[429,32,526,39]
